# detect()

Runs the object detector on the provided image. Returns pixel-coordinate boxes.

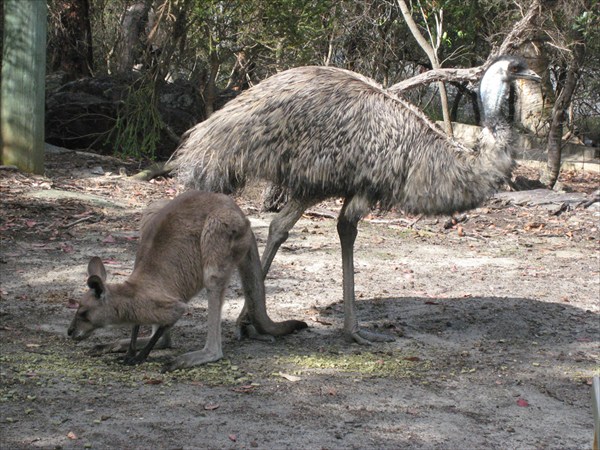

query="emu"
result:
[173,55,541,344]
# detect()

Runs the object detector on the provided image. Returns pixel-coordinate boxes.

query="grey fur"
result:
[173,56,541,343]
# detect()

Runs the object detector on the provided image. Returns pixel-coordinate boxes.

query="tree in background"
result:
[47,0,93,80]
[397,0,453,136]
[539,0,595,188]
[43,0,599,183]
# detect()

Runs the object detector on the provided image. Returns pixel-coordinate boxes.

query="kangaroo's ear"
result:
[87,275,105,299]
[87,257,107,281]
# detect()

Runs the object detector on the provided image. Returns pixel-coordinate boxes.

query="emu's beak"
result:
[517,69,542,83]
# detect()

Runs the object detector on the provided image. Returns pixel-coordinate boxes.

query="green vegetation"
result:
[0,344,430,400]
[278,351,431,379]
[0,348,251,398]
[42,0,600,159]
[111,80,164,160]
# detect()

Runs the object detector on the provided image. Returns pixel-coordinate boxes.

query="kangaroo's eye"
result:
[78,310,89,321]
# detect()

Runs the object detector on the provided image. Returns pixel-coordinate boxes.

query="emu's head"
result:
[479,55,541,126]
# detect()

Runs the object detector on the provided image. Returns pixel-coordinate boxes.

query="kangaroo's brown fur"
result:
[67,191,307,370]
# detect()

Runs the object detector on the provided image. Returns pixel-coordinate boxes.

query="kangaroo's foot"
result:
[346,327,396,345]
[234,310,275,342]
[235,323,276,342]
[161,349,223,372]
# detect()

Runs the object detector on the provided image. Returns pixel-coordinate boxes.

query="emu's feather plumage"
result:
[175,65,515,216]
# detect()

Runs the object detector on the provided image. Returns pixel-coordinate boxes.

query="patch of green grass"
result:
[396,228,420,238]
[557,363,600,384]
[277,351,431,379]
[0,348,250,398]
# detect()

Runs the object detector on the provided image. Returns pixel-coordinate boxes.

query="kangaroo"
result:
[67,190,307,371]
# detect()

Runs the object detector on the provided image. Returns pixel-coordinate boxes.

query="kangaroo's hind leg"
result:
[163,270,229,372]
[163,213,242,372]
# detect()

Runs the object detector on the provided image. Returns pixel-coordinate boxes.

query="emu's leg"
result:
[164,269,228,371]
[337,199,395,345]
[89,326,172,356]
[261,198,315,276]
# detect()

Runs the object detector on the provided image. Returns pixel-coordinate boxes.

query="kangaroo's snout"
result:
[67,320,93,341]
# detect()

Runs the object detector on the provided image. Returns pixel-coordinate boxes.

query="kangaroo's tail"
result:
[237,231,307,337]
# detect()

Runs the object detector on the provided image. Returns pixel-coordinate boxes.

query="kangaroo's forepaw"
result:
[122,354,147,366]
[346,327,396,345]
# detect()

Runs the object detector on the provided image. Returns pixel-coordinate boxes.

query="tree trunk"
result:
[517,40,552,135]
[540,42,585,189]
[1,1,4,75]
[112,1,152,74]
[437,82,453,135]
[1,0,46,174]
[48,0,93,79]
[226,52,251,91]
[397,0,452,136]
[203,49,220,118]
[449,82,466,122]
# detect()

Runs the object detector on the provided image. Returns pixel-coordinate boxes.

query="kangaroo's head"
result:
[68,257,112,341]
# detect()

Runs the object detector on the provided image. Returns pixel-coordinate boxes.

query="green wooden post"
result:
[1,0,47,174]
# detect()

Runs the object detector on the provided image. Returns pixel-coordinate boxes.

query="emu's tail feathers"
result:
[171,117,249,194]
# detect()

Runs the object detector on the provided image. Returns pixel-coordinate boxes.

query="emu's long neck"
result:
[478,71,515,163]
[480,70,511,131]
[399,73,516,216]
[476,71,515,180]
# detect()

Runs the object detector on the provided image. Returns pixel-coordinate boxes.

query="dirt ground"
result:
[1,146,599,450]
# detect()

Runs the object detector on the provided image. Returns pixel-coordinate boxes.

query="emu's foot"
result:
[161,349,223,373]
[235,323,276,343]
[346,327,396,345]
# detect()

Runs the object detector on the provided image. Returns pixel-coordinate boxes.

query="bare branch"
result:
[388,67,482,94]
[389,0,542,94]
[397,0,453,135]
[490,0,541,59]
[397,0,436,63]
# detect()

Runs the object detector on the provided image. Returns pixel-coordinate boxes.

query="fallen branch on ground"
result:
[129,161,176,181]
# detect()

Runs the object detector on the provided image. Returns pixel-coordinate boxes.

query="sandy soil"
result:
[1,147,599,450]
